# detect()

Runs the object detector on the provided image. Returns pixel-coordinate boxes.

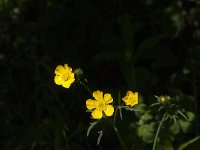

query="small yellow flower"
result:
[160,96,165,103]
[54,64,75,88]
[86,90,114,119]
[122,91,138,107]
[159,95,170,103]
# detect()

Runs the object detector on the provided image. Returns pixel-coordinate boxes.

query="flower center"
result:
[98,102,106,110]
[62,73,70,81]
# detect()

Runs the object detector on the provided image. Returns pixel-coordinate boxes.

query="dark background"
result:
[0,0,200,149]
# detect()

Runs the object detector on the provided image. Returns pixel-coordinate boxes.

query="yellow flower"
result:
[159,95,170,103]
[54,64,75,88]
[160,96,165,103]
[86,90,114,119]
[122,91,138,107]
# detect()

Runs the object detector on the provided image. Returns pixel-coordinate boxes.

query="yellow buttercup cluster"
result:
[122,91,138,107]
[54,64,138,120]
[54,64,75,88]
[86,90,114,119]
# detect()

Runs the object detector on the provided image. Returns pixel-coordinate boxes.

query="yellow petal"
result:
[131,92,138,106]
[69,72,75,79]
[124,100,132,106]
[93,91,103,101]
[103,93,113,104]
[86,99,97,110]
[54,75,63,85]
[55,65,65,75]
[92,109,103,119]
[64,64,72,72]
[104,105,114,117]
[62,80,73,88]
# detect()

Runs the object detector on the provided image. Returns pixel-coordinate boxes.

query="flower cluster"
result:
[86,90,138,119]
[54,64,139,120]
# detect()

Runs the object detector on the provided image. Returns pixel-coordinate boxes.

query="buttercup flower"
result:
[86,90,114,119]
[122,91,138,107]
[159,95,171,103]
[54,64,75,88]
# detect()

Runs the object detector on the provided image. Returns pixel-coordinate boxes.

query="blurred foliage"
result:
[0,0,200,149]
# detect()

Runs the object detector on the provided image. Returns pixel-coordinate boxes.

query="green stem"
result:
[114,127,128,150]
[79,81,93,95]
[152,112,167,150]
[177,136,200,150]
[77,76,93,96]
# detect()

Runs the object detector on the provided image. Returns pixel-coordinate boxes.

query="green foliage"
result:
[177,136,200,150]
[0,0,199,149]
[157,140,174,150]
[87,121,98,137]
[137,123,155,143]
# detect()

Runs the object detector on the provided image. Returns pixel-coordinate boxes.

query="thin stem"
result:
[152,112,167,150]
[177,136,200,150]
[79,80,93,96]
[113,107,119,126]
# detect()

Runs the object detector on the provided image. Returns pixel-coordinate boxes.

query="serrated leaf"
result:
[179,119,191,133]
[186,111,195,122]
[142,111,153,122]
[97,130,103,145]
[137,123,155,143]
[87,121,98,136]
[133,103,146,112]
[170,122,180,135]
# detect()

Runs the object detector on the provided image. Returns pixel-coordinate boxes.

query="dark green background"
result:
[0,0,200,149]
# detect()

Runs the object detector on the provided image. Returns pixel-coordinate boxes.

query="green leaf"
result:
[87,121,98,136]
[157,140,174,150]
[159,106,165,112]
[142,111,153,122]
[137,123,155,143]
[170,122,180,135]
[163,114,170,122]
[134,103,147,113]
[179,119,192,133]
[97,130,103,145]
[162,6,185,37]
[177,110,188,120]
[186,111,195,122]
[172,115,178,124]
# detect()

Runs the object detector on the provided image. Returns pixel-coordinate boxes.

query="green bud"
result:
[74,68,83,77]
